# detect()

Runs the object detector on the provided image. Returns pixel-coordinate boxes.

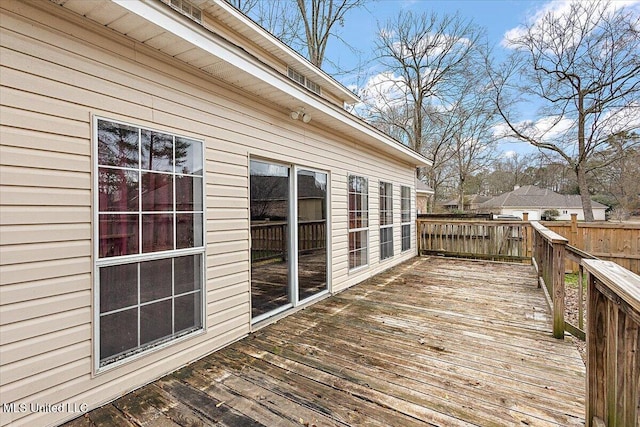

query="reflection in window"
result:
[96,118,204,368]
[379,181,393,260]
[297,169,328,302]
[250,160,290,318]
[348,175,368,269]
[401,186,411,251]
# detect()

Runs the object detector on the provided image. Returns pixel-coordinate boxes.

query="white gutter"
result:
[113,0,430,167]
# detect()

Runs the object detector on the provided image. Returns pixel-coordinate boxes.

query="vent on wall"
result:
[167,0,202,22]
[287,67,321,95]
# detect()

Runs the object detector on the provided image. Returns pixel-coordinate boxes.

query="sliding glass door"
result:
[250,160,291,319]
[250,161,328,321]
[297,169,327,302]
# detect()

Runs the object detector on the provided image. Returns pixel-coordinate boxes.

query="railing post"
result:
[570,213,579,273]
[551,240,566,339]
[522,213,531,259]
[583,260,640,427]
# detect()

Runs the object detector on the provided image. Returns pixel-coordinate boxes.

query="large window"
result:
[401,186,411,251]
[379,181,393,260]
[95,118,204,368]
[348,175,368,269]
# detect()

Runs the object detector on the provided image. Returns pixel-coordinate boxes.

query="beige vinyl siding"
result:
[0,1,418,426]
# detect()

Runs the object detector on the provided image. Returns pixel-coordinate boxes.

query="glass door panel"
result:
[250,160,291,318]
[297,169,328,301]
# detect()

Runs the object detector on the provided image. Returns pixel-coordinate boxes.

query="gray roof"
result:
[416,180,434,194]
[442,194,492,207]
[479,185,607,210]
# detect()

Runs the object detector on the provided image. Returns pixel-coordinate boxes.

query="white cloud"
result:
[501,0,640,48]
[357,71,408,111]
[493,115,574,142]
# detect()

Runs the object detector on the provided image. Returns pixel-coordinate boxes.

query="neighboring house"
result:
[415,179,434,214]
[478,185,607,221]
[0,1,430,426]
[441,194,491,212]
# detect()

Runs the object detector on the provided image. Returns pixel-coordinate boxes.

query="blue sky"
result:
[315,0,552,157]
[321,0,553,157]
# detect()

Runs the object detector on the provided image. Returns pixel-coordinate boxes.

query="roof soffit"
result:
[51,0,429,167]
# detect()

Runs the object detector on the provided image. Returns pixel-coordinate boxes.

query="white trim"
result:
[212,0,358,105]
[347,174,370,271]
[111,0,430,168]
[92,116,206,373]
[379,181,394,261]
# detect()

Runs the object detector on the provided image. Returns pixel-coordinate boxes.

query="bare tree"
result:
[449,65,499,210]
[296,0,367,67]
[491,1,640,221]
[227,0,367,73]
[590,132,640,220]
[226,0,302,48]
[361,11,486,209]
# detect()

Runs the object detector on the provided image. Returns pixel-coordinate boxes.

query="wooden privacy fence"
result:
[416,219,530,262]
[582,260,640,427]
[543,216,640,275]
[251,220,326,262]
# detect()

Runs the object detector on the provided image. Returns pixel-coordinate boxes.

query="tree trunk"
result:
[576,164,595,221]
[576,92,594,222]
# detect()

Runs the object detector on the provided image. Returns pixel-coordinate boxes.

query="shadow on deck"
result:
[65,257,585,426]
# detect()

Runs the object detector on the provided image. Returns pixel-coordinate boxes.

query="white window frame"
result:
[379,181,394,260]
[348,174,369,270]
[401,185,411,252]
[93,116,206,373]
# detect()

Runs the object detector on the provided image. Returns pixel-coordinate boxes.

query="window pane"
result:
[140,258,173,303]
[175,138,203,175]
[140,300,172,345]
[98,120,139,168]
[100,308,138,361]
[176,213,203,249]
[175,292,201,333]
[100,264,138,313]
[141,130,173,172]
[99,214,139,257]
[99,168,139,212]
[401,186,411,223]
[381,227,394,260]
[176,176,203,211]
[402,224,411,251]
[142,172,173,211]
[349,230,367,269]
[175,255,202,294]
[142,214,174,252]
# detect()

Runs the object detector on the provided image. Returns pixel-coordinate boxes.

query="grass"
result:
[565,272,587,290]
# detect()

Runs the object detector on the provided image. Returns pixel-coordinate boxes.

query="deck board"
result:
[63,257,586,426]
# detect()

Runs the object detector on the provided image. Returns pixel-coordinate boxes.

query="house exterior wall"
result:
[498,208,606,221]
[0,2,418,426]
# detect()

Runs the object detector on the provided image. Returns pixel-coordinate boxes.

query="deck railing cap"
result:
[582,259,640,313]
[531,221,568,244]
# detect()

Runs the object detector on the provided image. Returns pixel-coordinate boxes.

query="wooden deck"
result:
[64,257,586,427]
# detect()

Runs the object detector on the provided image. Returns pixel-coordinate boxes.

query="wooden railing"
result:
[582,260,640,427]
[416,219,530,262]
[251,220,326,262]
[531,221,568,339]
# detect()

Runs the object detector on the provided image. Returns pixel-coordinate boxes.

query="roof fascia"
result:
[211,0,360,105]
[112,0,430,167]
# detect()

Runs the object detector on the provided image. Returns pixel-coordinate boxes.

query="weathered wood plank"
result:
[63,258,585,426]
